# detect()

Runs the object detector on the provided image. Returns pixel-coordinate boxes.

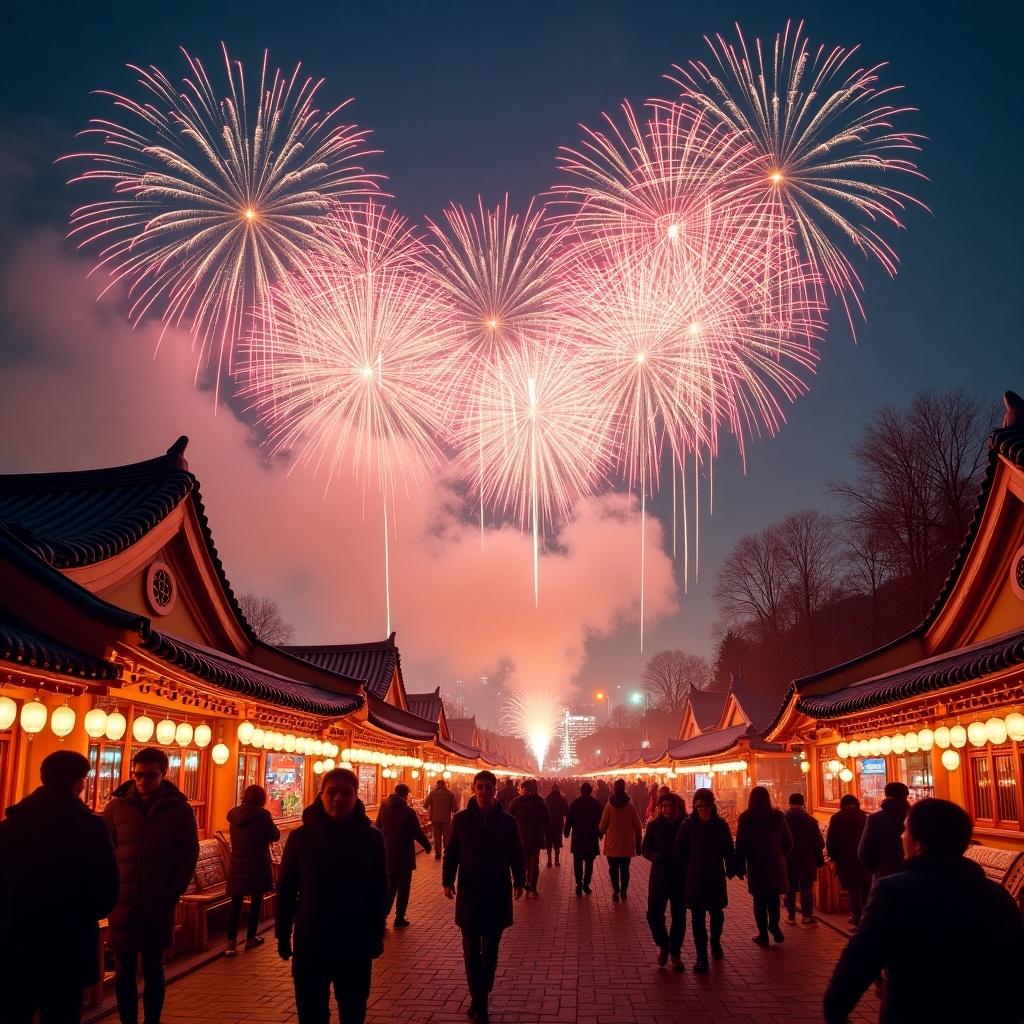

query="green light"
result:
[630,692,643,705]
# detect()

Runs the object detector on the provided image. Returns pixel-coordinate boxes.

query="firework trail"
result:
[65,44,382,395]
[502,691,564,772]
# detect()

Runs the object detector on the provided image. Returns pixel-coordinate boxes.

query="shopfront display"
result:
[265,753,306,820]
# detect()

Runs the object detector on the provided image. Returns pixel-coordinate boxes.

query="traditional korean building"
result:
[766,395,1024,849]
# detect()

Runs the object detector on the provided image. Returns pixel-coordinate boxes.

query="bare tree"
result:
[841,523,897,646]
[641,650,713,713]
[238,591,296,646]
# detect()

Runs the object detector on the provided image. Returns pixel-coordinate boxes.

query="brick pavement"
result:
[139,854,879,1024]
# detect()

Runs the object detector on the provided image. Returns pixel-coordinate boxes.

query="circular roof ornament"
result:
[1011,546,1024,603]
[145,561,177,616]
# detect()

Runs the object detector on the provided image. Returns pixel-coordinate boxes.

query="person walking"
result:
[508,779,551,895]
[824,799,1024,1024]
[0,750,119,1024]
[443,770,525,1024]
[423,778,459,860]
[644,781,660,824]
[598,778,643,901]
[225,784,280,955]
[859,781,910,885]
[674,788,735,973]
[496,777,517,810]
[594,778,611,807]
[276,768,387,1024]
[735,785,792,946]
[826,794,871,926]
[783,793,824,925]
[564,781,603,895]
[375,783,432,928]
[641,793,686,971]
[105,746,199,1024]
[544,782,569,867]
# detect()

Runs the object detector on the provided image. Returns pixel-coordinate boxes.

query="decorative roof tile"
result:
[447,717,479,746]
[687,686,727,729]
[366,695,437,741]
[0,619,121,680]
[406,689,443,724]
[438,736,481,760]
[285,634,401,700]
[666,723,750,761]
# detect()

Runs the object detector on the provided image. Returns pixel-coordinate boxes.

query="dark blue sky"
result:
[1,1,1021,697]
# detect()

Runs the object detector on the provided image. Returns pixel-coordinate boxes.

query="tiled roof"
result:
[366,694,437,741]
[447,717,478,746]
[687,686,727,729]
[666,723,749,761]
[729,675,788,734]
[285,634,401,700]
[438,736,481,760]
[0,619,121,680]
[407,689,443,724]
[797,627,1024,719]
[140,630,363,717]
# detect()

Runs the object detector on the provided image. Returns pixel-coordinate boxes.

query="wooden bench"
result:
[177,838,232,954]
[964,843,1024,902]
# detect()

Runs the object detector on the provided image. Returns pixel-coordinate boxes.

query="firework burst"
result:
[502,691,564,773]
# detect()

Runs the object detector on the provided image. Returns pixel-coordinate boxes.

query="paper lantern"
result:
[904,732,919,754]
[251,728,265,748]
[211,742,230,765]
[0,695,17,731]
[284,734,297,753]
[443,770,452,779]
[941,749,961,772]
[323,759,336,772]
[411,769,420,779]
[83,707,108,738]
[20,698,48,734]
[193,723,212,748]
[272,732,285,751]
[950,725,967,749]
[155,719,176,746]
[985,718,1008,745]
[340,761,353,770]
[132,715,155,742]
[879,735,893,756]
[867,738,880,756]
[828,760,842,773]
[967,721,987,747]
[312,760,325,775]
[836,741,849,759]
[859,740,872,757]
[105,711,127,742]
[342,747,353,760]
[326,742,339,758]
[890,733,906,755]
[50,704,76,739]
[839,768,854,783]
[313,740,324,756]
[1005,713,1024,743]
[175,722,194,747]
[799,760,811,774]
[237,720,255,746]
[933,726,951,749]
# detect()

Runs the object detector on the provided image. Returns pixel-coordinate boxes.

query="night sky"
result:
[1,2,1020,725]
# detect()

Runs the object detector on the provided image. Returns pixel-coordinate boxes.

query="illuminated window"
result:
[265,753,305,820]
[358,764,378,807]
[855,757,888,813]
[85,742,123,811]
[818,744,842,805]
[970,753,993,820]
[236,752,262,804]
[897,752,934,802]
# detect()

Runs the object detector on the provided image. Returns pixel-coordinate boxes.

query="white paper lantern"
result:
[237,720,255,746]
[312,760,325,775]
[985,718,1008,745]
[411,769,420,779]
[933,726,951,749]
[193,723,212,748]
[313,740,324,756]
[132,715,155,743]
[211,742,230,765]
[799,760,811,774]
[879,735,893,756]
[828,760,842,773]
[323,759,336,772]
[904,732,919,754]
[251,728,265,748]
[20,698,48,734]
[1005,713,1024,743]
[83,707,108,738]
[50,704,76,739]
[839,767,854,783]
[858,740,871,757]
[967,721,987,747]
[105,711,127,742]
[0,695,17,731]
[155,719,176,746]
[284,734,297,753]
[175,722,194,747]
[868,738,882,757]
[836,741,849,759]
[941,749,961,772]
[325,742,339,758]
[443,770,452,779]
[891,733,906,755]
[272,732,285,751]
[950,725,967,749]
[262,731,275,750]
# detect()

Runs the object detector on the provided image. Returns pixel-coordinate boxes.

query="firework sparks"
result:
[502,691,564,772]
[65,44,382,393]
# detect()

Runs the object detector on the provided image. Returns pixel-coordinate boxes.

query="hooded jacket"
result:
[858,798,909,882]
[226,802,280,896]
[374,793,431,874]
[735,806,793,895]
[784,805,825,886]
[563,793,603,858]
[104,778,199,953]
[673,807,736,910]
[275,799,387,960]
[0,786,119,984]
[598,791,643,858]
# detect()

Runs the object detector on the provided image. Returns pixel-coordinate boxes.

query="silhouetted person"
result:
[824,799,1024,1024]
[105,746,199,1024]
[783,792,824,924]
[443,770,525,1024]
[225,784,279,955]
[859,781,910,885]
[674,788,735,973]
[644,781,659,823]
[544,783,569,867]
[375,783,431,927]
[423,778,459,860]
[735,785,792,946]
[1,750,119,1024]
[599,778,643,900]
[826,794,871,926]
[509,779,551,895]
[642,793,686,971]
[276,768,387,1024]
[630,779,648,817]
[564,781,603,895]
[595,779,611,807]
[496,778,517,810]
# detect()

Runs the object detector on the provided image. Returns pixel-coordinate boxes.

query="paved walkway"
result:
[142,854,879,1024]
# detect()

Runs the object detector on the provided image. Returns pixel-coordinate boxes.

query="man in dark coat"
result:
[496,778,517,810]
[508,779,551,895]
[783,793,825,924]
[374,783,431,927]
[443,770,525,1024]
[225,784,280,954]
[104,746,199,1024]
[641,793,686,971]
[824,799,1024,1024]
[858,781,910,885]
[544,783,569,867]
[1,750,119,1024]
[735,786,792,945]
[674,788,735,972]
[276,767,387,1024]
[563,781,603,895]
[826,794,871,925]
[423,778,459,859]
[594,779,611,807]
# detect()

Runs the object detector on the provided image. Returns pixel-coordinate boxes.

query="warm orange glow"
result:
[769,170,784,185]
[243,207,257,221]
[486,317,500,330]
[595,691,606,700]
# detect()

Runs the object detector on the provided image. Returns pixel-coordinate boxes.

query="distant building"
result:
[558,710,597,768]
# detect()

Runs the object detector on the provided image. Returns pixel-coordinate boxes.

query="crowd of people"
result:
[0,750,1021,1024]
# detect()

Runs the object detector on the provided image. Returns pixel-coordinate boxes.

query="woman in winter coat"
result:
[225,784,280,954]
[826,794,871,925]
[673,788,735,972]
[598,778,643,900]
[641,793,686,971]
[783,793,825,924]
[509,779,552,896]
[544,783,570,867]
[735,786,793,946]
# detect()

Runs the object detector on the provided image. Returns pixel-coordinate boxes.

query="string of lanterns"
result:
[589,759,748,778]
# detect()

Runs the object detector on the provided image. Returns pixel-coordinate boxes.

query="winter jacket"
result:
[824,855,1024,1024]
[598,792,643,858]
[594,782,610,807]
[275,799,387,960]
[508,793,552,853]
[0,786,119,985]
[443,799,525,932]
[226,802,280,896]
[545,791,570,846]
[496,783,517,810]
[784,806,825,886]
[423,785,460,824]
[825,806,871,890]
[104,779,199,953]
[858,798,909,882]
[673,810,735,910]
[735,807,792,896]
[563,794,603,858]
[641,813,684,900]
[374,794,431,874]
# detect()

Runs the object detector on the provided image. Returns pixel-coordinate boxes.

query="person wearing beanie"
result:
[858,781,910,886]
[783,792,825,924]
